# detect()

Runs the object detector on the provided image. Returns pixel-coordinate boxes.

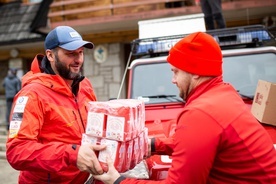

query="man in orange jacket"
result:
[6,26,106,183]
[93,32,276,183]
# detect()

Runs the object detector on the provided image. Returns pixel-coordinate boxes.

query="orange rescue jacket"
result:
[6,54,97,183]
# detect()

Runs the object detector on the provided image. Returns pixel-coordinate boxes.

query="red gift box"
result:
[86,102,108,137]
[98,138,126,173]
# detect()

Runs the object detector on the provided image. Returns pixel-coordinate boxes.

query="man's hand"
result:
[144,138,151,158]
[77,144,106,175]
[93,156,121,184]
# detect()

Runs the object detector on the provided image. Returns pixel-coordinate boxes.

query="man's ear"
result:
[45,49,54,62]
[192,74,200,80]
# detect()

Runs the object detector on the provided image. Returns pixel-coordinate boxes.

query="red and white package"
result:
[130,136,140,169]
[105,101,134,141]
[133,99,146,136]
[86,112,106,137]
[86,102,108,137]
[138,131,145,161]
[86,99,145,142]
[81,134,100,146]
[128,99,145,138]
[143,127,149,158]
[107,99,145,140]
[124,139,133,171]
[98,139,126,172]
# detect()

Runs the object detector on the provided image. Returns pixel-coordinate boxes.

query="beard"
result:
[54,55,81,80]
[179,90,185,101]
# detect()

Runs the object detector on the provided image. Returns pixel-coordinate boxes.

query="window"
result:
[223,52,276,97]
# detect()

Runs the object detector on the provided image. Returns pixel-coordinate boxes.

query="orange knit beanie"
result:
[167,32,222,76]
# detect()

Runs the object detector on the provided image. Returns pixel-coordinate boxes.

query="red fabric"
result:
[263,125,276,143]
[30,54,44,73]
[6,55,97,183]
[167,32,222,76]
[120,76,276,184]
[152,136,175,156]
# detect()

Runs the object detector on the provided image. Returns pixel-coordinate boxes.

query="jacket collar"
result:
[185,76,223,105]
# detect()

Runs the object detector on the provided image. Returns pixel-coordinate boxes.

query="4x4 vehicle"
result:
[119,25,276,180]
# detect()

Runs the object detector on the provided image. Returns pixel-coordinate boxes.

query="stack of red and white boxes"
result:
[82,99,149,173]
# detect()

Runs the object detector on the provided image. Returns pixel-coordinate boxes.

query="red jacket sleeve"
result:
[118,109,221,184]
[6,92,79,172]
[151,136,175,155]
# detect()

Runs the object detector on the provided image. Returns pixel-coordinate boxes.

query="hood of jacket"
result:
[7,73,16,79]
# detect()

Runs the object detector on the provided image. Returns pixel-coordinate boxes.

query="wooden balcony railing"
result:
[48,0,195,27]
[48,0,276,29]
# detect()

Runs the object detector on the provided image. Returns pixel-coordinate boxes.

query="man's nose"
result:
[74,53,83,62]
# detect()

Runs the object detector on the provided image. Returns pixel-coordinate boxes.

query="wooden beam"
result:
[49,0,276,18]
[0,30,138,60]
[0,51,10,61]
[0,47,44,61]
[48,0,186,17]
[49,5,110,17]
[0,0,17,3]
[222,0,276,10]
[49,0,276,29]
[50,0,97,7]
[50,5,202,28]
[83,30,138,44]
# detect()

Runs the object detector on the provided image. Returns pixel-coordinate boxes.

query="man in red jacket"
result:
[93,32,276,183]
[6,26,106,183]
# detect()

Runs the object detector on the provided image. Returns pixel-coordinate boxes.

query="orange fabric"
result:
[6,55,97,183]
[21,54,43,86]
[31,54,44,73]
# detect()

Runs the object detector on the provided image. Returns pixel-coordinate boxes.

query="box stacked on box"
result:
[82,99,148,173]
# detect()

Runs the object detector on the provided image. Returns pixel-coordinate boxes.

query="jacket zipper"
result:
[74,98,85,132]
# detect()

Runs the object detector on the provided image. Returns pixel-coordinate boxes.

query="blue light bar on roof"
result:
[132,25,274,56]
[133,36,183,55]
[209,27,271,46]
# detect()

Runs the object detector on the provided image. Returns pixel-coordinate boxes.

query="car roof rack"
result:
[131,25,275,57]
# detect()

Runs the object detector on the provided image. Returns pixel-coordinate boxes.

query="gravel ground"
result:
[0,159,19,184]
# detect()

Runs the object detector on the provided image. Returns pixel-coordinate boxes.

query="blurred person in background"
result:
[2,68,21,130]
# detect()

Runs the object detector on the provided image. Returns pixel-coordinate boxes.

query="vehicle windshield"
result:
[131,62,182,104]
[223,52,276,98]
[131,52,276,104]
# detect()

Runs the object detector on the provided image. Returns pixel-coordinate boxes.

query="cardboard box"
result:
[251,80,276,126]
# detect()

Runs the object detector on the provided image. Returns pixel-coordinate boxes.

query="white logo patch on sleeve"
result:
[9,121,22,138]
[8,96,29,138]
[13,96,28,113]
